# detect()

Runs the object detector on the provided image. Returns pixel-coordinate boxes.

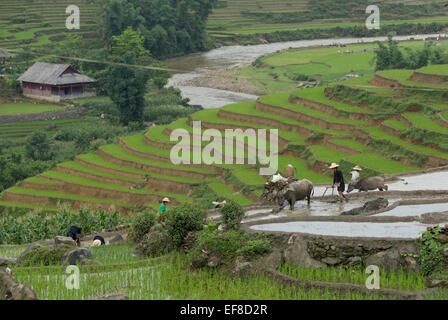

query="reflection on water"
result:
[250,221,447,238]
[165,34,446,108]
[375,203,448,217]
[388,172,448,191]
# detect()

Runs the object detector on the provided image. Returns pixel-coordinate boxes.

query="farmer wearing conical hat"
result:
[92,235,105,246]
[329,163,347,202]
[350,165,362,182]
[157,197,170,221]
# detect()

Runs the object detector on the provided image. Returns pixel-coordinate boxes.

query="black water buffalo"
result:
[277,179,314,210]
[347,176,388,193]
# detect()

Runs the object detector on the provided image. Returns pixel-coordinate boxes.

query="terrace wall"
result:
[409,72,448,85]
[96,148,216,181]
[162,126,271,164]
[55,165,193,195]
[244,224,419,271]
[254,100,357,132]
[188,118,290,150]
[290,95,371,122]
[370,74,401,89]
[1,191,128,214]
[0,108,85,123]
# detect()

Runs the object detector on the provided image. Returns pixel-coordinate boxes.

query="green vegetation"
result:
[0,207,125,244]
[208,0,448,46]
[0,103,64,115]
[279,262,426,292]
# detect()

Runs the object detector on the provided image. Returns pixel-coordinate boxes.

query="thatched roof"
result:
[18,62,96,85]
[0,48,13,58]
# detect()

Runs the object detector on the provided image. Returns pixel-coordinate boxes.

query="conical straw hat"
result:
[353,165,362,171]
[329,163,339,169]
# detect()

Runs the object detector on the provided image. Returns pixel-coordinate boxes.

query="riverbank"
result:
[166,34,447,107]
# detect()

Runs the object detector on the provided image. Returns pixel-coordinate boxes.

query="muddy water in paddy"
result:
[249,221,446,238]
[165,34,446,109]
[388,171,448,191]
[376,203,448,217]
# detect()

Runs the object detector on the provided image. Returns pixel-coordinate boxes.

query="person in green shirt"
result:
[157,197,170,221]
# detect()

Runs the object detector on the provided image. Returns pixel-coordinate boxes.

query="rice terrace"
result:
[1,0,448,308]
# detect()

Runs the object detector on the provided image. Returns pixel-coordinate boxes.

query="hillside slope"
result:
[1,65,447,213]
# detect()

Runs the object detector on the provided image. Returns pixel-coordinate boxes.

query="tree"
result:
[0,139,12,154]
[103,52,149,125]
[25,131,55,161]
[111,27,150,58]
[100,0,145,47]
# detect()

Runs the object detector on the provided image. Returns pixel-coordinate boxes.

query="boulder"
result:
[0,258,16,267]
[108,234,124,245]
[61,248,92,266]
[341,198,388,216]
[283,235,325,268]
[0,269,38,300]
[364,248,401,271]
[255,247,282,271]
[321,257,343,265]
[346,256,362,266]
[95,293,128,300]
[54,236,76,246]
[16,242,43,265]
[134,230,173,257]
[444,248,448,257]
[231,257,253,278]
[207,252,223,268]
[17,243,75,266]
[429,279,448,288]
[438,234,448,244]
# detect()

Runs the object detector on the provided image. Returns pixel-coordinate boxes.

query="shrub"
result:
[165,204,206,248]
[129,211,157,243]
[0,139,13,154]
[219,200,245,231]
[127,121,145,132]
[25,131,56,161]
[188,229,272,268]
[19,244,74,266]
[144,105,196,125]
[190,183,224,210]
[134,229,173,257]
[418,226,444,276]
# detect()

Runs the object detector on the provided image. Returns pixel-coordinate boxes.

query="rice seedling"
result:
[11,250,405,300]
[278,262,427,292]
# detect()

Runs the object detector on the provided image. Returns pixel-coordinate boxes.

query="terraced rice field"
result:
[207,0,448,40]
[0,103,64,115]
[0,0,97,49]
[0,117,84,154]
[1,64,448,213]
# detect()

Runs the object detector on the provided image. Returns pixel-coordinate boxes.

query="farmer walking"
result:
[157,197,170,221]
[329,163,347,202]
[350,165,362,182]
[67,225,81,247]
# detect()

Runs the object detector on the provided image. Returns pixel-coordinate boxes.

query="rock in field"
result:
[108,234,124,245]
[341,198,389,216]
[54,236,76,246]
[0,269,38,300]
[0,258,16,267]
[61,248,92,266]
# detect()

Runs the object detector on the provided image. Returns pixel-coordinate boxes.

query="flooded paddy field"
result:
[239,169,448,240]
[249,221,445,239]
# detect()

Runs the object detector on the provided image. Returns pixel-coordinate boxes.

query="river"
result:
[165,33,446,109]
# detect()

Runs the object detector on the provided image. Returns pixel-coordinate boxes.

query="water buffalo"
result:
[277,179,314,210]
[347,176,388,193]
